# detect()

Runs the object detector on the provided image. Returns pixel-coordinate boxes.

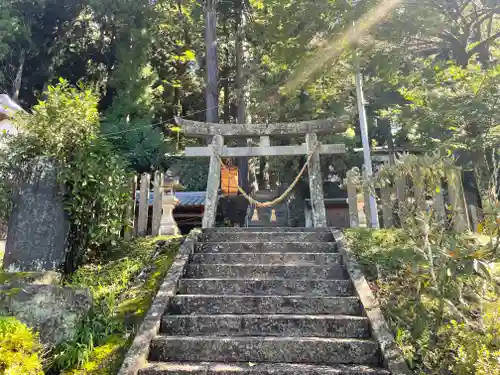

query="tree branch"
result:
[468,30,500,56]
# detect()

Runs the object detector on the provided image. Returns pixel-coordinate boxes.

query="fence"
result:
[345,166,475,232]
[126,171,167,238]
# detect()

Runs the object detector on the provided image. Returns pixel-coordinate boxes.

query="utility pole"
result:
[355,53,379,228]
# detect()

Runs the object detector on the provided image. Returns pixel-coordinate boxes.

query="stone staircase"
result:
[139,228,390,375]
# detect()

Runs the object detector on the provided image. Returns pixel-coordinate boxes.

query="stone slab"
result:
[0,284,91,346]
[190,253,342,265]
[167,295,362,315]
[201,232,333,242]
[175,117,347,137]
[183,264,348,280]
[149,336,381,364]
[161,314,370,338]
[0,271,61,285]
[203,227,334,233]
[197,242,337,254]
[184,144,346,157]
[139,362,389,375]
[178,279,353,296]
[3,158,69,272]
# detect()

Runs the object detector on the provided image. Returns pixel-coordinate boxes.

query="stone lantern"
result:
[159,171,180,236]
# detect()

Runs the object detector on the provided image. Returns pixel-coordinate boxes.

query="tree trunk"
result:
[222,23,230,124]
[205,0,219,124]
[12,49,25,101]
[473,149,497,211]
[222,74,230,124]
[236,5,249,192]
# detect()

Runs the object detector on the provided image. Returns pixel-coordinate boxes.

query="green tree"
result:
[2,81,131,272]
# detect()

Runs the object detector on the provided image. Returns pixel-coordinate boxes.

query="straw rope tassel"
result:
[251,206,259,222]
[270,209,277,223]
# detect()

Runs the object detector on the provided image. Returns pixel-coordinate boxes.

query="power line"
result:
[101,104,221,138]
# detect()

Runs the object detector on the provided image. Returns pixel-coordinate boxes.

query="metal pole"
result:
[355,53,379,228]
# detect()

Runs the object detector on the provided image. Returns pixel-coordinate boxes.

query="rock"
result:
[0,284,92,346]
[0,271,62,285]
[3,157,69,272]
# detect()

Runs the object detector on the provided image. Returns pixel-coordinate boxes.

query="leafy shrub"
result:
[346,228,500,375]
[443,319,500,375]
[0,316,43,375]
[1,80,131,272]
[62,140,131,271]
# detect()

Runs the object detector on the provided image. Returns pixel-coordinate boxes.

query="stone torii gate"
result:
[175,117,347,229]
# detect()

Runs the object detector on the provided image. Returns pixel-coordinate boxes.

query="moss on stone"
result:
[0,316,44,375]
[0,271,61,285]
[116,250,177,327]
[0,272,31,284]
[0,287,21,297]
[61,334,129,375]
[55,235,181,374]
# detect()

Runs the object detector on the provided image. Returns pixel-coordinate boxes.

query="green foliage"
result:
[61,140,131,271]
[382,61,500,151]
[13,80,99,159]
[51,236,180,373]
[0,316,44,375]
[169,158,209,191]
[1,82,131,272]
[103,119,172,172]
[346,227,500,375]
[443,317,500,375]
[61,335,128,375]
[345,152,500,375]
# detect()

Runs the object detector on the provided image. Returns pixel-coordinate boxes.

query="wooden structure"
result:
[345,166,471,232]
[175,117,347,228]
[128,171,181,237]
[305,198,350,228]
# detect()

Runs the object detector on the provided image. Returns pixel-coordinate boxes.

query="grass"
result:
[50,235,182,375]
[345,229,500,375]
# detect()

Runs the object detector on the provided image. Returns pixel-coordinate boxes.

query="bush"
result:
[443,319,500,375]
[0,316,43,375]
[1,80,131,272]
[62,140,131,271]
[346,228,500,375]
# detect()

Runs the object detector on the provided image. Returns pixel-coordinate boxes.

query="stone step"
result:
[184,264,348,280]
[204,227,333,233]
[139,362,390,375]
[167,295,362,315]
[149,336,381,365]
[161,314,370,338]
[201,232,333,243]
[190,253,342,265]
[196,242,337,254]
[178,279,353,296]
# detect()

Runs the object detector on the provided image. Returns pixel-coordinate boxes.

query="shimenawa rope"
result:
[216,142,321,208]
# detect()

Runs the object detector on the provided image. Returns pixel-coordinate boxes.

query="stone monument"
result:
[3,157,69,272]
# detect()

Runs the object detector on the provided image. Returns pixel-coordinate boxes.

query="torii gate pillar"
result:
[203,134,224,228]
[306,132,327,227]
